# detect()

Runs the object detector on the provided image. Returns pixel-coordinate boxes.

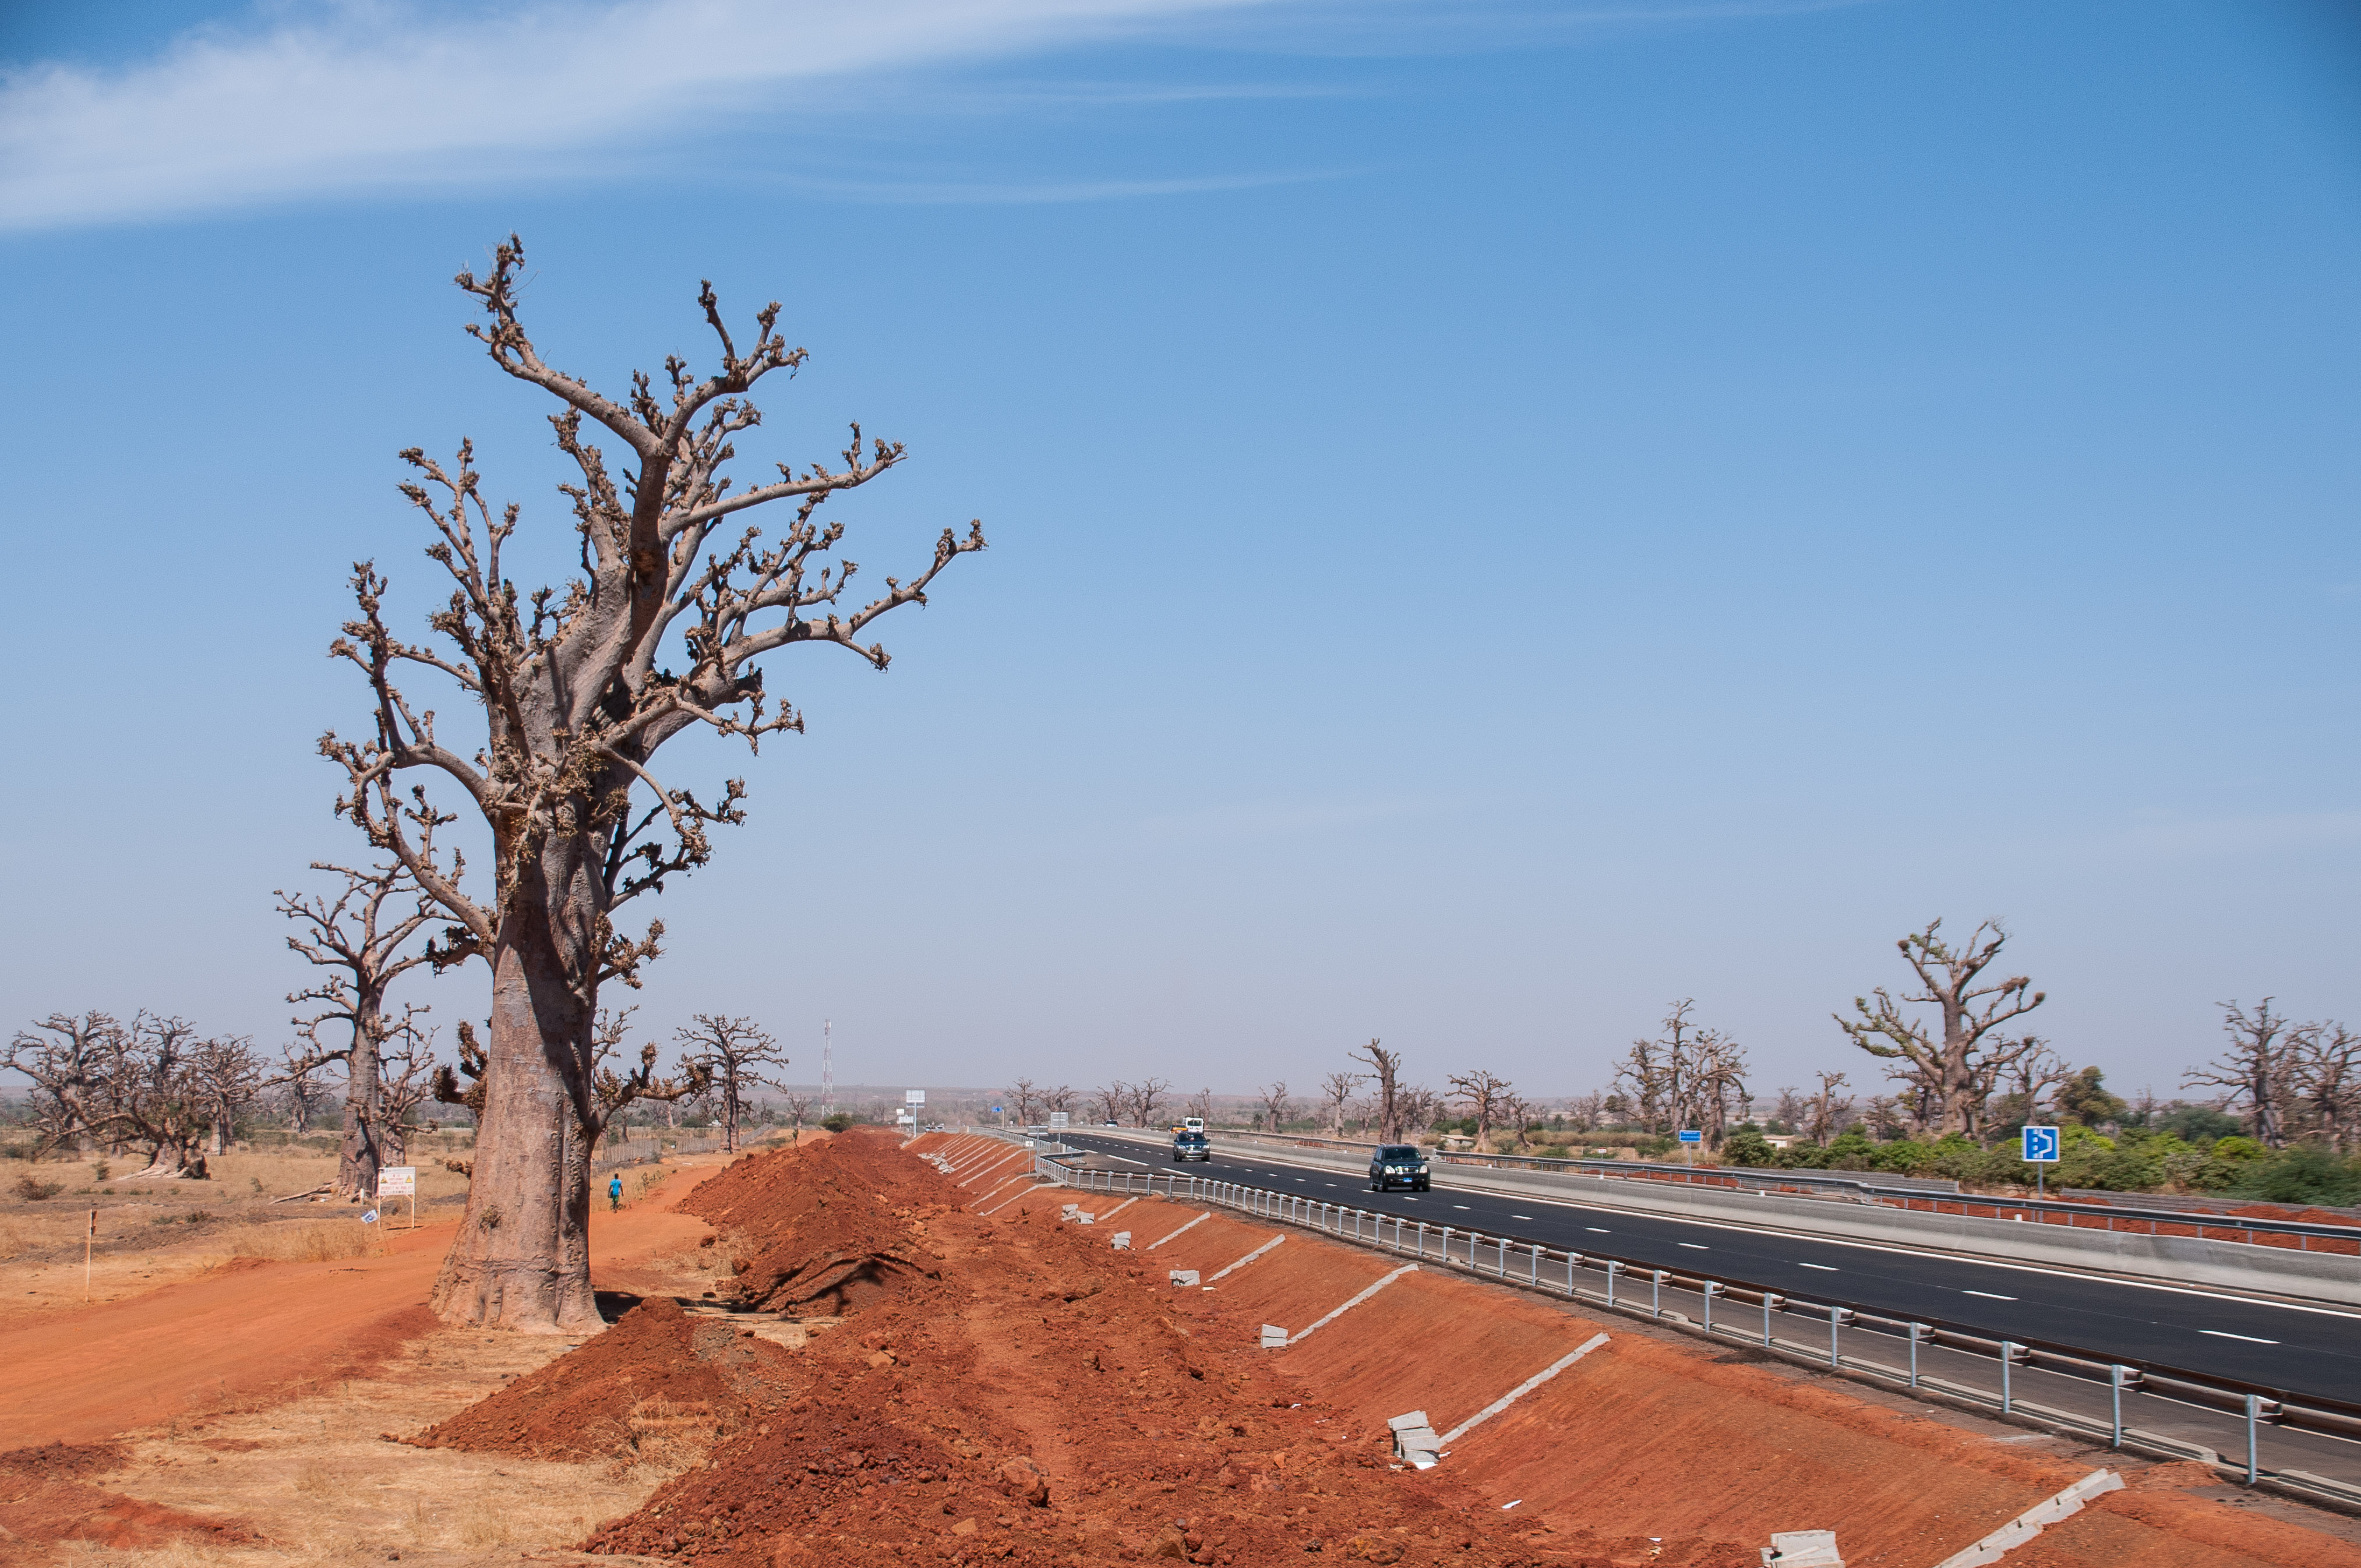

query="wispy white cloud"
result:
[0,0,1876,231]
[0,0,1280,231]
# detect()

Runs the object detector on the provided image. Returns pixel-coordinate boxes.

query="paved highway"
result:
[1051,1130,2361,1406]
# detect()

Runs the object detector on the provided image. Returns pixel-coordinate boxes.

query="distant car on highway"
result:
[1171,1131,1212,1163]
[1369,1143,1430,1192]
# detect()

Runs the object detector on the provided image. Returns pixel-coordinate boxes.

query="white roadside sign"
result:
[377,1166,417,1196]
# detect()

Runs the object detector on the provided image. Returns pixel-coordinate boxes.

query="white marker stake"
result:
[1288,1265,1420,1347]
[1208,1235,1285,1282]
[1438,1333,1611,1447]
[1146,1212,1214,1251]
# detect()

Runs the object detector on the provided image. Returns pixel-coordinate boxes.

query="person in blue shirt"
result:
[608,1173,623,1212]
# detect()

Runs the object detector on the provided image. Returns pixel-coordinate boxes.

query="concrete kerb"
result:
[1107,1130,2361,1309]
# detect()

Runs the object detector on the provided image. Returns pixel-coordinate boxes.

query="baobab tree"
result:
[1256,1081,1298,1134]
[2185,1000,2298,1149]
[675,1013,789,1152]
[1126,1077,1173,1129]
[1319,1070,1365,1137]
[277,856,442,1200]
[1837,919,2046,1138]
[321,236,987,1330]
[1448,1069,1514,1153]
[1352,1039,1403,1141]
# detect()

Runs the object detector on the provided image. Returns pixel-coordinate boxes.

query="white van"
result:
[1183,1117,1206,1134]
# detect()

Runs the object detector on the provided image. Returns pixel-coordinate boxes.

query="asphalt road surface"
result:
[1052,1130,2361,1407]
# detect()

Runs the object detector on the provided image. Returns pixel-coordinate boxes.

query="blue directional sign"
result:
[991,1106,1004,1114]
[1677,1129,1703,1144]
[2021,1125,2062,1163]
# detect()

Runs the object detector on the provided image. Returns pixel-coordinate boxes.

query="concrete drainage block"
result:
[1169,1269,1201,1287]
[1111,1231,1132,1250]
[1260,1325,1289,1350]
[1388,1411,1442,1470]
[1762,1531,1842,1566]
[1060,1203,1096,1224]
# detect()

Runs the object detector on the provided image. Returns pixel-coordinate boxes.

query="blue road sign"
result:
[2022,1125,2062,1163]
[992,1106,1004,1114]
[1677,1129,1703,1144]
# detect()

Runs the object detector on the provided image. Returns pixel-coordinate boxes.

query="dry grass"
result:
[48,1325,662,1568]
[209,1220,377,1265]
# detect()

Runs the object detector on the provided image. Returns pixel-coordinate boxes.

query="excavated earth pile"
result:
[562,1129,1751,1568]
[407,1295,800,1463]
[0,1440,261,1553]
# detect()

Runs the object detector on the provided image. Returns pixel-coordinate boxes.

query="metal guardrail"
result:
[1010,1139,2361,1512]
[1177,1129,2361,1253]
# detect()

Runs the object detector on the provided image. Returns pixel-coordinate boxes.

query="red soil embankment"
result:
[1126,1199,2361,1568]
[563,1129,1746,1567]
[408,1295,801,1462]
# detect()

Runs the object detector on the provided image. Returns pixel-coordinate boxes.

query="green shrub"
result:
[1720,1128,1777,1169]
[821,1113,854,1133]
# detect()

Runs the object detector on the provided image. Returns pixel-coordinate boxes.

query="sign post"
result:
[85,1209,96,1300]
[904,1089,926,1135]
[378,1166,417,1230]
[2021,1125,2060,1198]
[1677,1129,1702,1167]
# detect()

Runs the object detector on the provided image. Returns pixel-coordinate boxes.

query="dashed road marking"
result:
[1678,1242,1709,1250]
[2201,1330,2281,1345]
[1798,1262,1838,1272]
[1962,1290,2017,1301]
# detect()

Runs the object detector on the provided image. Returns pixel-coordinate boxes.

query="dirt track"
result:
[0,1164,711,1450]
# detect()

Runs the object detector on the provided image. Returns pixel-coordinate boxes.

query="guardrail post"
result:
[1829,1307,1851,1368]
[1908,1323,1925,1390]
[1651,1269,1665,1318]
[1567,1252,1578,1294]
[1605,1259,1622,1308]
[1529,1242,1541,1285]
[1762,1292,1780,1347]
[1416,1221,1427,1259]
[1702,1281,1718,1335]
[2245,1394,2260,1486]
[2110,1365,2131,1449]
[1442,1227,1456,1267]
[2002,1342,2020,1415]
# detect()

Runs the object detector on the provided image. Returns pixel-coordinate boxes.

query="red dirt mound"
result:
[0,1440,258,1553]
[686,1130,948,1315]
[583,1136,1754,1568]
[408,1297,801,1463]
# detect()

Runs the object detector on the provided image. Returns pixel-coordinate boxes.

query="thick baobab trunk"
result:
[429,849,601,1333]
[334,997,386,1202]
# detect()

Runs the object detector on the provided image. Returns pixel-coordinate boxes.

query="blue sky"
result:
[2,0,2356,1108]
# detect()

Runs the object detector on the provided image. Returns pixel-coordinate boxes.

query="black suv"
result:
[1368,1144,1430,1192]
[1171,1131,1212,1163]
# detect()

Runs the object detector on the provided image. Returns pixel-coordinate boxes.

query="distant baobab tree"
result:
[320,236,987,1331]
[277,854,441,1201]
[1837,919,2045,1139]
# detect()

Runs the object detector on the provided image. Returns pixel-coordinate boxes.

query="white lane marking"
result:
[1512,1214,1534,1220]
[1963,1290,2017,1301]
[2201,1329,2281,1344]
[1106,1155,1146,1167]
[1060,1129,2361,1322]
[1585,1227,1611,1234]
[1798,1262,1838,1272]
[1452,1205,1472,1211]
[1678,1242,1709,1251]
